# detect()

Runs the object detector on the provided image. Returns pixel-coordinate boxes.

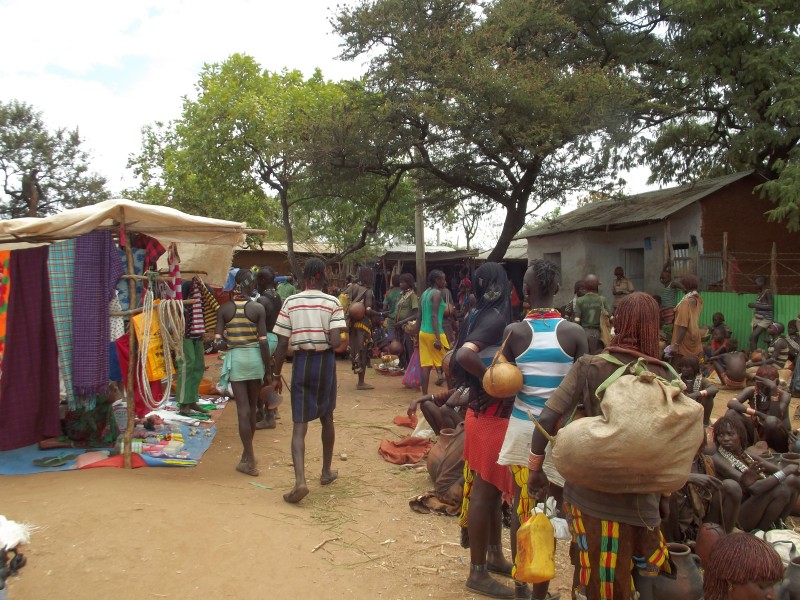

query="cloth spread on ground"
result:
[378,436,433,465]
[0,423,218,474]
[393,414,418,429]
[0,246,61,451]
[0,250,10,382]
[47,239,76,408]
[73,230,124,401]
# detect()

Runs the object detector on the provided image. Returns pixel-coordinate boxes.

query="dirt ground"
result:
[0,356,779,600]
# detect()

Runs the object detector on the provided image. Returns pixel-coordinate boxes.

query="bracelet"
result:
[272,373,281,377]
[774,470,787,482]
[528,451,545,472]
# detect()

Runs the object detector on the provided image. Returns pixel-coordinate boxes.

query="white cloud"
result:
[0,0,366,193]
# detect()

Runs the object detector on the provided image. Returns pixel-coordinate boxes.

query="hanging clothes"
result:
[47,239,76,408]
[0,250,11,382]
[115,247,146,311]
[72,230,124,403]
[115,332,164,418]
[0,246,61,450]
[130,232,166,271]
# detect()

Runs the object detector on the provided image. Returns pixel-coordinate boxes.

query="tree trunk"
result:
[486,202,526,263]
[280,188,301,279]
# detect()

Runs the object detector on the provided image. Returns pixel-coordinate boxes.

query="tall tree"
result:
[628,0,800,228]
[127,54,415,275]
[333,0,643,261]
[0,100,109,218]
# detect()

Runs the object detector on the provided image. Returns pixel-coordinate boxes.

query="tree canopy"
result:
[127,54,416,275]
[628,0,800,229]
[333,0,644,260]
[0,100,109,219]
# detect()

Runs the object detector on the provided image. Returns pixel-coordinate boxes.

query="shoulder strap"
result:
[593,354,682,399]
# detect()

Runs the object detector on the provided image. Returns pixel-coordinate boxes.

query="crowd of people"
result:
[212,258,799,599]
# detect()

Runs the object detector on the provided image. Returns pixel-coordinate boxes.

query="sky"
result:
[0,0,366,192]
[0,0,654,250]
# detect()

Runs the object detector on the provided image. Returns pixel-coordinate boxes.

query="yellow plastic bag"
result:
[515,511,555,584]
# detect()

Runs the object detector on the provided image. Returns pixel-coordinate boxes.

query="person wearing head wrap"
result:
[450,262,516,599]
[214,268,272,477]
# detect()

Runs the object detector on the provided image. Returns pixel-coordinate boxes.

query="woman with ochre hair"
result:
[703,532,784,599]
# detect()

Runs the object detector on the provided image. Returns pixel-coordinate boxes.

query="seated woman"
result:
[678,355,718,426]
[711,415,799,531]
[407,351,465,435]
[663,437,741,544]
[703,532,784,600]
[727,365,792,452]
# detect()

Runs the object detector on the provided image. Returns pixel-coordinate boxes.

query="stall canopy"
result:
[0,199,251,248]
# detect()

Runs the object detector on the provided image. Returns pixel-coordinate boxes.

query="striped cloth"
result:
[187,278,205,337]
[290,349,337,423]
[566,502,671,600]
[47,239,76,408]
[273,290,346,351]
[498,317,573,466]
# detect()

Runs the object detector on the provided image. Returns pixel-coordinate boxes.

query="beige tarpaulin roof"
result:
[0,199,250,247]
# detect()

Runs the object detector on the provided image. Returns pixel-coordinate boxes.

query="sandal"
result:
[33,453,79,468]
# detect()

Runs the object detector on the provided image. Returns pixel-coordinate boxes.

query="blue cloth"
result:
[223,268,240,292]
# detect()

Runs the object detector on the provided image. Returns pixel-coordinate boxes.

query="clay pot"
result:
[778,555,800,599]
[388,338,404,356]
[349,301,366,320]
[781,453,800,469]
[633,543,703,600]
[695,522,726,568]
[442,349,454,378]
[427,427,458,482]
[259,385,283,409]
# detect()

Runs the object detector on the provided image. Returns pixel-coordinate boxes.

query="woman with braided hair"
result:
[703,532,783,599]
[528,292,677,600]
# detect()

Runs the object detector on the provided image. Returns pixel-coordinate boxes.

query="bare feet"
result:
[283,484,309,504]
[320,470,338,485]
[235,461,259,476]
[356,382,375,390]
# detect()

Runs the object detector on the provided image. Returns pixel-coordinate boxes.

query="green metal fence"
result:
[692,291,800,350]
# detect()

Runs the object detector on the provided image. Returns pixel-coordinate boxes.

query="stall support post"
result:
[120,209,138,469]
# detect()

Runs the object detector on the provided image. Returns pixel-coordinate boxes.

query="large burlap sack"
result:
[552,357,704,494]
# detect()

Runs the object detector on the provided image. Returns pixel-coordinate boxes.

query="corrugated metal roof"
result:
[517,171,758,239]
[478,239,527,261]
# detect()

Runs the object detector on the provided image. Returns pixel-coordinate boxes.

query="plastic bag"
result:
[535,498,570,541]
[515,509,555,583]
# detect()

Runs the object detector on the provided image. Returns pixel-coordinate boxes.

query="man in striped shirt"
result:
[273,258,347,504]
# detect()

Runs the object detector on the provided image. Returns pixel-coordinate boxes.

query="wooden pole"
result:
[771,242,778,295]
[415,195,426,296]
[121,209,138,469]
[663,221,672,273]
[722,232,729,292]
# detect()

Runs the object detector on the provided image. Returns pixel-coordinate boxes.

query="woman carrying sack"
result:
[528,293,687,600]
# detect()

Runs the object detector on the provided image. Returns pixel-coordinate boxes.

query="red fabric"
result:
[393,414,418,429]
[115,332,164,418]
[78,453,148,469]
[463,410,514,495]
[378,437,432,465]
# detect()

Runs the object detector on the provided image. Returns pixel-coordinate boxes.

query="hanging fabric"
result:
[72,230,124,403]
[0,250,11,382]
[47,239,76,408]
[0,246,61,450]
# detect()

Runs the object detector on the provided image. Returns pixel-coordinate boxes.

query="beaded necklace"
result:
[525,308,561,320]
[718,447,750,473]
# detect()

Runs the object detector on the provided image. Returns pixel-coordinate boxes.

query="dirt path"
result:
[0,357,779,600]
